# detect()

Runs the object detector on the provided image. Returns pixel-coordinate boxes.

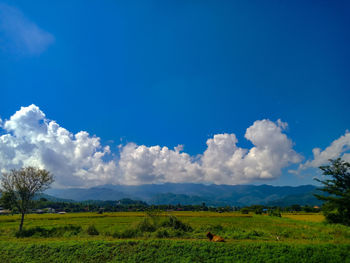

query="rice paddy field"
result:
[0,211,350,262]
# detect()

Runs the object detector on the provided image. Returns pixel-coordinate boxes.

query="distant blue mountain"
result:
[46,183,322,207]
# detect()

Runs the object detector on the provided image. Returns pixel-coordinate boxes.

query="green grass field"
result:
[0,212,350,262]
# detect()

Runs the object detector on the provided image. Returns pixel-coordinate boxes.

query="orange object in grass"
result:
[206,232,225,242]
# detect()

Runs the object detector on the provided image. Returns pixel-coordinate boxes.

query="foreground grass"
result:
[0,212,350,262]
[1,240,350,263]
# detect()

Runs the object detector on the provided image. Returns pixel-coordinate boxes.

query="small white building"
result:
[45,208,56,213]
[0,209,10,215]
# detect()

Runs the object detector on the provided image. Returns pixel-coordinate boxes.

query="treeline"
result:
[32,198,149,213]
[32,199,230,213]
[1,197,322,214]
[241,204,321,214]
[34,200,322,213]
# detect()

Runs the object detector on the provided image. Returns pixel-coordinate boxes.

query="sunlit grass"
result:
[282,213,325,223]
[0,211,349,244]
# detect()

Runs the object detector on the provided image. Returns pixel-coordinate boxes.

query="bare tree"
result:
[0,167,54,231]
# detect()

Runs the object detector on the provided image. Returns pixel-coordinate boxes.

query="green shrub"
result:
[15,225,82,238]
[113,228,139,238]
[137,218,157,232]
[161,216,192,232]
[86,225,99,236]
[155,228,169,238]
[241,208,250,214]
[15,227,46,238]
[255,208,263,214]
[268,209,281,217]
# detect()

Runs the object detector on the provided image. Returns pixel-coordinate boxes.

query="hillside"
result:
[46,183,322,207]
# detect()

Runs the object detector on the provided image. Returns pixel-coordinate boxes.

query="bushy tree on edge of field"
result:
[314,158,350,226]
[0,167,54,231]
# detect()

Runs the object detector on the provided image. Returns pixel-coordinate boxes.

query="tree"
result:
[291,204,302,212]
[314,158,350,226]
[0,167,54,231]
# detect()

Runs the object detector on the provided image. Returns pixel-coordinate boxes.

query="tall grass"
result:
[15,225,82,238]
[113,214,193,238]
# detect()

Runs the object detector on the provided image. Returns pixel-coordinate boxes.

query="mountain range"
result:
[46,183,323,207]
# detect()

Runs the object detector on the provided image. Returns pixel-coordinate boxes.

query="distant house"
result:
[45,208,55,213]
[0,209,11,215]
[313,206,320,211]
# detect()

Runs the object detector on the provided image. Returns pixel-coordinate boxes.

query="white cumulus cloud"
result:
[295,131,350,172]
[0,3,54,55]
[118,143,202,185]
[201,119,301,184]
[0,105,118,187]
[119,119,302,185]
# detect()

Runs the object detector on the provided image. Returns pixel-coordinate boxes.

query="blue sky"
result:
[1,1,349,187]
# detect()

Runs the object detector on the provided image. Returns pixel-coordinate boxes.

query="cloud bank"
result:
[0,105,304,187]
[294,131,350,173]
[0,3,54,55]
[201,120,301,184]
[0,105,117,187]
[119,120,301,185]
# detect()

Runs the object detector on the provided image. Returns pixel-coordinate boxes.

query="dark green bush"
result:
[86,225,99,236]
[255,208,263,214]
[15,227,46,238]
[137,218,157,232]
[15,225,82,238]
[155,228,169,238]
[268,209,281,217]
[325,211,346,224]
[241,208,250,214]
[161,216,192,232]
[113,228,139,238]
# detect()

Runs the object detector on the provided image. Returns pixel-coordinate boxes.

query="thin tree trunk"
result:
[19,212,25,232]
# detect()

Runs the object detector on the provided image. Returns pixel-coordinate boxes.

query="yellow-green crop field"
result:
[0,212,349,262]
